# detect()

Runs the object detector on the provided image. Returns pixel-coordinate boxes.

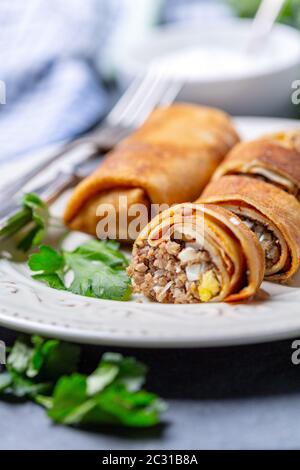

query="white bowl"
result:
[117,19,300,116]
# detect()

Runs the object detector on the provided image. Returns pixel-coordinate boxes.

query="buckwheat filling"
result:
[128,238,221,303]
[239,216,280,269]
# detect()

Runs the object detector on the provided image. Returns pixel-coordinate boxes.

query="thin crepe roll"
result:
[201,175,300,281]
[212,130,300,197]
[128,203,264,303]
[123,103,239,154]
[64,104,239,241]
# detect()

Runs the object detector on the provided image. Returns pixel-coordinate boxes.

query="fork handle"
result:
[33,170,79,205]
[0,125,129,203]
[0,140,97,203]
[0,170,77,226]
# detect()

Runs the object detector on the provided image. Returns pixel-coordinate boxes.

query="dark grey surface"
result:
[1,327,300,450]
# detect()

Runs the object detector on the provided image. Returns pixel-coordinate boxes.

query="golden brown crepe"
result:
[212,130,300,196]
[64,104,239,241]
[128,203,264,303]
[200,175,300,282]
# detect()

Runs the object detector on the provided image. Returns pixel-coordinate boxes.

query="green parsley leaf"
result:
[73,239,128,268]
[3,375,51,398]
[32,273,65,290]
[0,193,49,252]
[47,373,91,424]
[86,363,119,396]
[100,353,147,391]
[0,372,12,392]
[0,336,80,398]
[0,336,165,428]
[47,353,165,427]
[28,338,80,381]
[28,245,64,273]
[28,240,132,301]
[93,383,165,427]
[7,337,33,374]
[65,251,131,300]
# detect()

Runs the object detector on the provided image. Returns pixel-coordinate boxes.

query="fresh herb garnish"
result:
[0,336,165,428]
[28,240,132,301]
[47,352,165,427]
[0,335,80,398]
[0,193,49,251]
[0,193,132,301]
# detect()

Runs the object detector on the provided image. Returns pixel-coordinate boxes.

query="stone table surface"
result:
[1,327,300,450]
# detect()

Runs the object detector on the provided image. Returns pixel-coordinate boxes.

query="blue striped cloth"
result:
[0,0,229,163]
[0,0,121,162]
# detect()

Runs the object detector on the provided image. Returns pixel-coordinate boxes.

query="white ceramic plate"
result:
[1,117,300,348]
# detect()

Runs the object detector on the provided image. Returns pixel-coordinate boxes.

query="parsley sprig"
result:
[0,336,165,428]
[28,240,132,301]
[1,192,132,301]
[0,335,79,398]
[0,193,49,251]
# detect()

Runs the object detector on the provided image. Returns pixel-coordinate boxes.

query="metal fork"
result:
[0,157,101,229]
[0,71,182,203]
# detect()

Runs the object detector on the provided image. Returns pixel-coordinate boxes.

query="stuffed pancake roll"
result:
[123,103,239,154]
[212,130,300,197]
[201,175,300,281]
[128,203,264,303]
[64,104,239,241]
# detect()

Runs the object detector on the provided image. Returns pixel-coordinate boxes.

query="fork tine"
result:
[118,71,164,127]
[130,77,182,127]
[107,66,182,131]
[0,71,181,204]
[93,73,175,147]
[115,71,160,125]
[105,75,145,125]
[107,72,155,126]
[158,80,183,106]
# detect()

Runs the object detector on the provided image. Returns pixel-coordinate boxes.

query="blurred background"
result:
[1,0,300,162]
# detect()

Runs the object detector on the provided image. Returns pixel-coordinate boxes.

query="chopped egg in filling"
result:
[129,239,221,303]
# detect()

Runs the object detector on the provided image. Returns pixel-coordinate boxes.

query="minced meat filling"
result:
[128,239,221,304]
[239,216,280,269]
